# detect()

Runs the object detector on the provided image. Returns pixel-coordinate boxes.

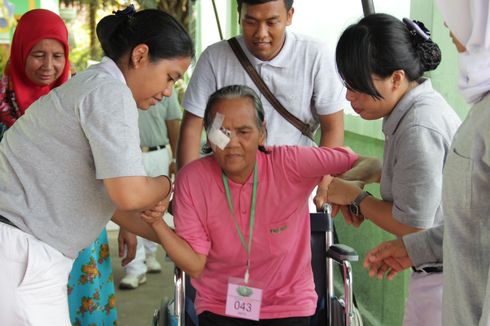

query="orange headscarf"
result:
[8,9,70,113]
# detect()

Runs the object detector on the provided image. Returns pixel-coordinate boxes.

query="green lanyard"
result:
[222,163,258,284]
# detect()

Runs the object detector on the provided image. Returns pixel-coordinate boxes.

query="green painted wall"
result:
[229,1,239,37]
[410,0,470,119]
[195,1,203,57]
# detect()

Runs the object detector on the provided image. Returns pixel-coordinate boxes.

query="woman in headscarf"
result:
[363,1,490,324]
[0,9,70,134]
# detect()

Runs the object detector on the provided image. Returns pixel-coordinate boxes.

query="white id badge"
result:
[225,277,263,321]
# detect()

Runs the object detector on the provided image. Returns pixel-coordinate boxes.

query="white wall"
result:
[199,0,234,49]
[290,1,410,46]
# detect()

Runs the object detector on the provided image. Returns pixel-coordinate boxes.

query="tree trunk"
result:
[157,0,195,38]
[89,0,97,58]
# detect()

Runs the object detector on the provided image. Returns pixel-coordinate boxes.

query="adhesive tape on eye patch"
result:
[208,129,230,150]
[207,113,230,150]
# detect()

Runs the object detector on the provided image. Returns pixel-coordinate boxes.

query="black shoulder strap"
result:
[227,37,315,141]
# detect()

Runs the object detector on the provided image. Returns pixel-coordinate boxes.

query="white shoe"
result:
[146,254,162,273]
[119,273,147,289]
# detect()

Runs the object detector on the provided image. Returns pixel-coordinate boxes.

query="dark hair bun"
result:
[402,18,441,72]
[96,14,131,59]
[95,6,193,63]
[417,41,441,71]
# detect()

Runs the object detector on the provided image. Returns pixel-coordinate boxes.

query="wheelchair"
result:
[153,204,362,326]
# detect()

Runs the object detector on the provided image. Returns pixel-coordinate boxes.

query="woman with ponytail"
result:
[325,13,461,326]
[364,1,490,325]
[0,5,193,324]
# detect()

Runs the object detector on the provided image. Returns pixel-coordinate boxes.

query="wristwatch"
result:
[349,191,372,218]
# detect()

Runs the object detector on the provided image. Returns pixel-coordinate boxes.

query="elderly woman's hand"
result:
[140,198,169,228]
[326,177,365,206]
[313,175,333,212]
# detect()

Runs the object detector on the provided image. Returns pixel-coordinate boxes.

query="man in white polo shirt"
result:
[178,0,345,190]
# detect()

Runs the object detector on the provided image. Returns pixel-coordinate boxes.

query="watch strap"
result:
[352,190,371,207]
[350,190,372,218]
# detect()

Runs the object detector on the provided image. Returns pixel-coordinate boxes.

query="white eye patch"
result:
[207,113,230,150]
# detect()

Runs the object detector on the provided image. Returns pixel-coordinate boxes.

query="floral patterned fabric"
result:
[0,122,6,141]
[0,74,20,131]
[68,229,117,326]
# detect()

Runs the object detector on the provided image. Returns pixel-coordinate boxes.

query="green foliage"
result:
[136,0,158,9]
[61,0,119,6]
[70,42,103,73]
[63,0,194,82]
[0,44,9,77]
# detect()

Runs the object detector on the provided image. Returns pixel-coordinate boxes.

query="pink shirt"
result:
[174,146,357,319]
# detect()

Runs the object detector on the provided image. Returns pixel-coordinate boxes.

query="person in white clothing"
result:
[120,90,182,289]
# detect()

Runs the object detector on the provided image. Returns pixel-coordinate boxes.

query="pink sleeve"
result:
[173,168,211,256]
[281,146,358,180]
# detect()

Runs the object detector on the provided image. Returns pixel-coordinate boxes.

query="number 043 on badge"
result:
[225,277,263,320]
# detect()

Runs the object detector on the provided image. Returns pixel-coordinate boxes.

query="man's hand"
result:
[118,228,137,267]
[364,239,413,280]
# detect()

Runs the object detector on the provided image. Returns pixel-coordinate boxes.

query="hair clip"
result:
[113,4,136,18]
[403,17,430,41]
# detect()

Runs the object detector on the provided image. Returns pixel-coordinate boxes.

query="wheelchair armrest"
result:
[327,244,359,263]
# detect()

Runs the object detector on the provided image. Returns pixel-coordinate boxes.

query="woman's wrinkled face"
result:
[208,97,265,184]
[24,38,66,86]
[128,55,191,110]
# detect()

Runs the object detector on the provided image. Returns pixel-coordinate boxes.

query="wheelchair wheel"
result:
[153,298,171,326]
[350,306,364,326]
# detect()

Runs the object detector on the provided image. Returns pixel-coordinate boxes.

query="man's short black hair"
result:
[236,0,294,12]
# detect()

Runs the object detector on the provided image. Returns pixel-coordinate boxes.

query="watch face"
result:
[349,204,360,216]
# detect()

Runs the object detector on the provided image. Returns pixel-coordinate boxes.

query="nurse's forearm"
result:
[104,175,171,211]
[112,210,160,242]
[360,197,423,237]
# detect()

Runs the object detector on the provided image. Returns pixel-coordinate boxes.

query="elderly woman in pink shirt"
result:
[142,85,369,326]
